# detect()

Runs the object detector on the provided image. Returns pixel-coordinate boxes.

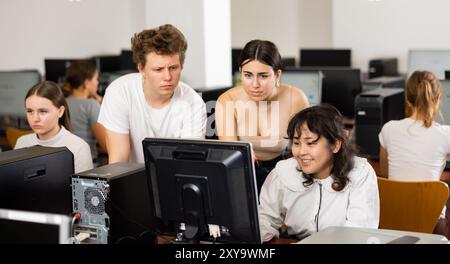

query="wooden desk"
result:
[368,159,450,182]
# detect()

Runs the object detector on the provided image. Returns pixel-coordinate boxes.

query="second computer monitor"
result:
[321,68,362,118]
[281,69,322,106]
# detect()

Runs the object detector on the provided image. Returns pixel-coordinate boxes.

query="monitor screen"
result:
[0,70,41,117]
[445,71,450,80]
[407,50,450,80]
[282,57,296,67]
[44,58,76,83]
[93,55,120,73]
[119,50,138,71]
[0,208,71,244]
[300,49,351,67]
[0,146,74,214]
[321,68,362,118]
[142,138,260,244]
[231,48,243,75]
[281,69,322,106]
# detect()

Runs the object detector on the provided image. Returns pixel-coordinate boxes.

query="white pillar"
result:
[144,0,232,89]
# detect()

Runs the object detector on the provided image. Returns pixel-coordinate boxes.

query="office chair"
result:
[377,177,449,233]
[5,127,33,149]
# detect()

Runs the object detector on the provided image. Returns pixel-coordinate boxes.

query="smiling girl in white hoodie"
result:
[259,104,380,242]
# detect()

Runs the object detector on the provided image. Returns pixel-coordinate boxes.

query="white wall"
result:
[332,0,450,73]
[231,0,332,64]
[144,0,232,88]
[0,0,146,75]
[299,0,332,49]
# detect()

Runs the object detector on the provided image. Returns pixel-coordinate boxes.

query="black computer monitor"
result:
[142,138,260,244]
[321,68,362,118]
[44,58,94,84]
[282,57,296,67]
[281,68,322,106]
[93,55,121,73]
[300,49,351,67]
[231,48,243,75]
[0,146,74,215]
[196,87,231,139]
[119,49,138,71]
[0,70,41,118]
[445,71,450,80]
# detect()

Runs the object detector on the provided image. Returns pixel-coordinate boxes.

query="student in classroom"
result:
[215,39,309,193]
[15,81,93,173]
[378,70,450,237]
[259,104,379,242]
[98,24,206,163]
[63,60,106,165]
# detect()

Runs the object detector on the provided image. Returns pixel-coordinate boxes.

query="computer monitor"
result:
[196,87,231,140]
[231,48,243,75]
[0,70,41,117]
[407,50,450,80]
[142,138,260,244]
[281,69,322,106]
[92,55,121,73]
[0,208,71,244]
[119,49,138,71]
[282,57,296,67]
[321,68,362,118]
[0,146,74,215]
[300,49,351,67]
[445,71,450,80]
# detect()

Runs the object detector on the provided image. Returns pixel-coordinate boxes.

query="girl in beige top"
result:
[216,40,309,193]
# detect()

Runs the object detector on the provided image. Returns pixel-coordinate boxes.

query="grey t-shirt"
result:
[66,97,100,159]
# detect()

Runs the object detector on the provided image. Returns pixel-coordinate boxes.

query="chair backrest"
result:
[5,127,33,149]
[377,177,449,233]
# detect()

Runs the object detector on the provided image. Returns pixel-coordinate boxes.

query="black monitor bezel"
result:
[142,138,261,244]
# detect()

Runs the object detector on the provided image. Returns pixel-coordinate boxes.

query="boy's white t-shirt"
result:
[379,118,450,181]
[98,73,206,163]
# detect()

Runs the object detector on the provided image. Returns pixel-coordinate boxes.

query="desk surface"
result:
[299,226,447,244]
[368,159,450,182]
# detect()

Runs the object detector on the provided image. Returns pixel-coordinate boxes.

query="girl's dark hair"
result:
[63,60,98,97]
[25,81,72,131]
[286,104,355,191]
[238,40,283,71]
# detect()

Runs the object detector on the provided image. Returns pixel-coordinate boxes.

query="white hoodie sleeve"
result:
[258,169,284,242]
[344,158,380,228]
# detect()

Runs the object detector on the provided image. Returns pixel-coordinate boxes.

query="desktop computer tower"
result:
[354,88,405,159]
[368,58,398,79]
[71,163,154,244]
